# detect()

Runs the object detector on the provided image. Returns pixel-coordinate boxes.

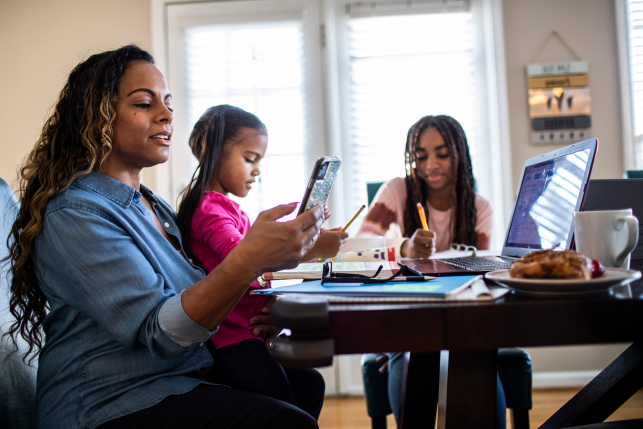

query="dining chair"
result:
[0,178,37,429]
[362,349,533,429]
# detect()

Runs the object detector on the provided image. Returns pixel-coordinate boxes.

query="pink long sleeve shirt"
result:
[190,191,270,349]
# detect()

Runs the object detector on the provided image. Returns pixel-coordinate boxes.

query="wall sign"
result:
[528,60,591,144]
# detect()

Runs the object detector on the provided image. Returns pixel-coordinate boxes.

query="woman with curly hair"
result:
[6,45,325,429]
[357,115,492,257]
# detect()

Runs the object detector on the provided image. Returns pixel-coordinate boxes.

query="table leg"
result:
[437,349,498,429]
[540,340,643,428]
[398,352,440,429]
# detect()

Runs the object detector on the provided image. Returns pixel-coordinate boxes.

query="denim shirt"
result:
[34,171,217,429]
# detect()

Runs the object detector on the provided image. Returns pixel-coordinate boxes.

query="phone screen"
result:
[303,160,341,212]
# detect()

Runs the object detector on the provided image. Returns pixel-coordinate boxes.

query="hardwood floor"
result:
[318,387,643,429]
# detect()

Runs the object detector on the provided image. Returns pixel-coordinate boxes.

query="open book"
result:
[263,261,399,281]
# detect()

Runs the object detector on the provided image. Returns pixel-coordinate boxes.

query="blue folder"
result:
[252,275,481,298]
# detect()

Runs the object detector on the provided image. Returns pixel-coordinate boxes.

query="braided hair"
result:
[402,115,477,246]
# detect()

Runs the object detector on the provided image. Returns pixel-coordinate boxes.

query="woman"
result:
[356,115,505,429]
[357,115,492,258]
[7,45,325,429]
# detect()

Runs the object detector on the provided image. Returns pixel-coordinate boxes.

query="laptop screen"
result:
[505,148,592,251]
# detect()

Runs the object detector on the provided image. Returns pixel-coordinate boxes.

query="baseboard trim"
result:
[533,370,601,388]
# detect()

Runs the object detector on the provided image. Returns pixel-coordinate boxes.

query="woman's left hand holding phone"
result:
[182,203,326,331]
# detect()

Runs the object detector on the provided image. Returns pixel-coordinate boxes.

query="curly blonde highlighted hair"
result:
[6,45,154,363]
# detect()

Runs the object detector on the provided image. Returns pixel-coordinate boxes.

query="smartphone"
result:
[297,156,341,215]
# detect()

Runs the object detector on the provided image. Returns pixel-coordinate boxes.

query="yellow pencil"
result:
[416,203,429,231]
[342,204,366,231]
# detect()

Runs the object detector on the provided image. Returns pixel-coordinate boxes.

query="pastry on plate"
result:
[509,249,603,280]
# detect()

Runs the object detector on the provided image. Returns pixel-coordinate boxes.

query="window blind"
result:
[627,0,643,167]
[344,8,479,218]
[183,21,308,221]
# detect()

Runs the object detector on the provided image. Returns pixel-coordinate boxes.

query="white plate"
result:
[485,268,642,297]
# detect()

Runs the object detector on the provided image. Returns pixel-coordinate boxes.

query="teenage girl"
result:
[357,115,493,257]
[176,105,347,415]
[356,115,506,429]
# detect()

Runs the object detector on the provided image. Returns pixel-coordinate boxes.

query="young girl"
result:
[357,115,493,257]
[176,105,347,413]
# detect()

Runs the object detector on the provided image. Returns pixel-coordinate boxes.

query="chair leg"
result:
[371,415,387,429]
[510,409,530,429]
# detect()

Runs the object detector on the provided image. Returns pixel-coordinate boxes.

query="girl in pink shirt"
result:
[176,105,346,417]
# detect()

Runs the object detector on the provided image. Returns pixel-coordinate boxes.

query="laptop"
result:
[583,179,643,271]
[404,138,599,276]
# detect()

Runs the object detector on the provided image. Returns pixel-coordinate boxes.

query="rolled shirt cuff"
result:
[158,291,217,347]
[386,237,407,258]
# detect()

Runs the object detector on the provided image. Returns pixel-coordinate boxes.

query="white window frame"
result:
[616,0,638,172]
[322,0,512,248]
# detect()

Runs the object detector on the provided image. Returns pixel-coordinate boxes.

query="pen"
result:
[416,203,429,231]
[342,204,366,231]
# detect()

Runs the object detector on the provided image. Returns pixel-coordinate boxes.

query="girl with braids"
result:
[7,45,325,429]
[176,104,346,409]
[357,115,492,258]
[356,115,505,429]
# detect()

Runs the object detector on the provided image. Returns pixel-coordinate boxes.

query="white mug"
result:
[573,209,639,269]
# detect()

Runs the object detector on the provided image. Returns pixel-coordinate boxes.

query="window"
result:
[335,3,481,222]
[618,0,643,170]
[166,0,326,221]
[160,0,510,245]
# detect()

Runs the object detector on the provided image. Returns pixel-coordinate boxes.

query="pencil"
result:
[416,203,429,231]
[342,204,366,231]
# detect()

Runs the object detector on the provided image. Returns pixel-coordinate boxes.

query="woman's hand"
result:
[249,297,281,348]
[182,203,325,330]
[302,227,349,261]
[238,203,326,276]
[400,228,436,258]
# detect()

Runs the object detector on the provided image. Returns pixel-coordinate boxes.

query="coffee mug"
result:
[573,209,639,269]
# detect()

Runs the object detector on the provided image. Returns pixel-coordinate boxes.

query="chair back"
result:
[0,178,37,429]
[366,182,385,207]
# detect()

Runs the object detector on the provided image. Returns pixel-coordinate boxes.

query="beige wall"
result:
[502,0,629,376]
[0,0,151,189]
[503,0,624,191]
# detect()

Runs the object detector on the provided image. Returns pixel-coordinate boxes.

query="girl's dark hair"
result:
[176,105,267,269]
[6,45,154,363]
[402,115,477,246]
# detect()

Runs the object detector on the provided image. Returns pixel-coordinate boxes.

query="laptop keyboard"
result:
[437,257,512,271]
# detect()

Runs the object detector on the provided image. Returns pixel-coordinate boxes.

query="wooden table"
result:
[271,259,643,429]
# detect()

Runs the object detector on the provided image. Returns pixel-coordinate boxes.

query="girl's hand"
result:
[249,297,281,348]
[237,203,325,276]
[401,228,436,258]
[302,227,349,261]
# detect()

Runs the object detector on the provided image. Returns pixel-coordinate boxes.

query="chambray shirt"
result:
[34,171,217,429]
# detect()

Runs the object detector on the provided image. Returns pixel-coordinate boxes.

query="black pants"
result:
[98,340,325,429]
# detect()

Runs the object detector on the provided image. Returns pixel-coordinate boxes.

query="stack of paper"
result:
[263,261,399,281]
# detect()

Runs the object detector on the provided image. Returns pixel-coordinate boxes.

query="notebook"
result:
[252,275,481,298]
[419,138,598,276]
[583,179,643,271]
